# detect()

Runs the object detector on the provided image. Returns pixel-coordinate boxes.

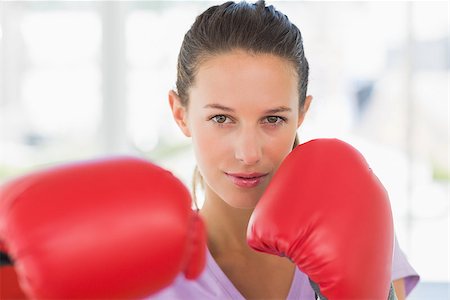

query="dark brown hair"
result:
[175,0,309,208]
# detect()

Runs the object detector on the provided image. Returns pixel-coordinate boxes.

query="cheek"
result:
[190,121,229,175]
[266,127,298,169]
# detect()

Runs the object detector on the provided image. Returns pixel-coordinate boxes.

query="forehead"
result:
[189,50,299,111]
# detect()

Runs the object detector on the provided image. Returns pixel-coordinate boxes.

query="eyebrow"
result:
[203,104,292,114]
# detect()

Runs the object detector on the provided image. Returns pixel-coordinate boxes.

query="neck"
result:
[199,186,255,258]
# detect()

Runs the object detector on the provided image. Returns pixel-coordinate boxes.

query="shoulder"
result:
[392,236,420,296]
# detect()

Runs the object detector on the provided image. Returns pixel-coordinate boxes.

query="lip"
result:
[225,172,269,188]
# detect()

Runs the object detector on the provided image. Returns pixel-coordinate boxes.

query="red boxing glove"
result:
[0,157,206,299]
[0,265,28,299]
[247,139,394,300]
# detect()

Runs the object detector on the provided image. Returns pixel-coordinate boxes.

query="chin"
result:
[205,175,267,209]
[223,190,263,209]
[234,199,257,209]
[225,200,257,210]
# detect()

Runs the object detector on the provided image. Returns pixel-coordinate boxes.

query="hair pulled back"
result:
[174,1,309,208]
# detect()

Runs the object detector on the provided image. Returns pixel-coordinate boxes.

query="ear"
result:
[297,95,313,128]
[168,90,191,137]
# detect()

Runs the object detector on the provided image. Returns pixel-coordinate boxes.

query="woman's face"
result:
[170,50,311,209]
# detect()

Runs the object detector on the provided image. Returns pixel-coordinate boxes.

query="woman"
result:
[151,1,419,299]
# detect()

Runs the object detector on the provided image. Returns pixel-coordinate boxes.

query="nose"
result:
[234,127,262,165]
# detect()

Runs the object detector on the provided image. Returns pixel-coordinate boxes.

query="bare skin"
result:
[394,279,406,300]
[169,49,403,299]
[170,50,306,298]
[200,183,296,299]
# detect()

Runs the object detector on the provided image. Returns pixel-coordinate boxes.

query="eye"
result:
[211,115,231,124]
[266,116,280,123]
[263,116,286,126]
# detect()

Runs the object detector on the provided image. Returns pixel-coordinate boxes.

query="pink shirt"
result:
[147,237,419,299]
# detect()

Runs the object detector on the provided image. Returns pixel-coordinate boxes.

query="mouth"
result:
[225,172,269,188]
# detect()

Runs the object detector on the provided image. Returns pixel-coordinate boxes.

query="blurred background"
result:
[0,1,448,298]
